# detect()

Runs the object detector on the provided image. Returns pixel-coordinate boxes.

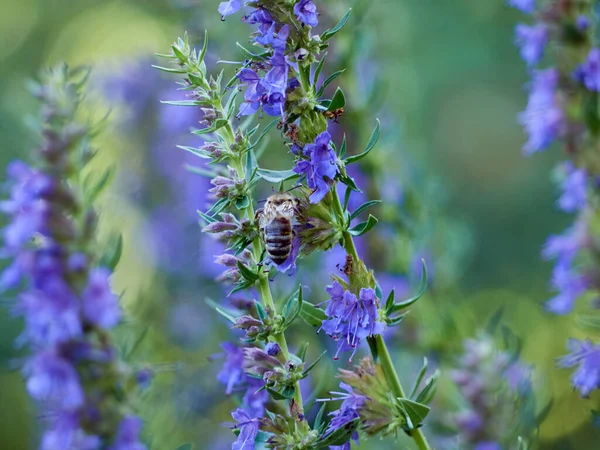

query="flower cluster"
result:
[558,338,600,397]
[443,334,532,449]
[512,0,600,397]
[320,281,385,361]
[0,67,145,449]
[156,0,434,447]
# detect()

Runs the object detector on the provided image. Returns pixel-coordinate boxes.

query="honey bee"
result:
[255,192,299,265]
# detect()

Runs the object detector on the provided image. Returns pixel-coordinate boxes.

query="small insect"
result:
[255,192,299,266]
[323,107,344,122]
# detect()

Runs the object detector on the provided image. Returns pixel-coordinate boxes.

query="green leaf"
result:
[281,385,296,399]
[256,168,299,183]
[348,214,378,236]
[366,335,379,363]
[255,301,266,321]
[205,197,229,216]
[313,52,328,85]
[414,370,439,405]
[387,313,407,326]
[319,418,359,446]
[199,29,209,64]
[152,65,186,74]
[317,69,346,98]
[384,289,395,313]
[338,134,347,158]
[84,166,115,203]
[297,342,309,362]
[313,403,327,432]
[235,195,250,210]
[409,358,429,399]
[343,185,352,212]
[302,351,327,377]
[266,387,289,401]
[205,298,238,324]
[174,445,193,450]
[100,234,123,271]
[344,119,380,165]
[299,301,327,327]
[249,118,279,150]
[321,9,352,42]
[397,398,430,431]
[338,173,362,193]
[389,259,427,314]
[236,41,269,60]
[349,200,381,222]
[178,145,213,159]
[328,87,346,111]
[171,44,187,62]
[284,285,303,327]
[124,326,149,360]
[237,260,259,282]
[160,99,201,106]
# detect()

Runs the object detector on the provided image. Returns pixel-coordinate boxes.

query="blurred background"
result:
[1,0,599,449]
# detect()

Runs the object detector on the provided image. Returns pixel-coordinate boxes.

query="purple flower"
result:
[237,69,265,116]
[578,48,600,91]
[108,416,147,450]
[558,162,587,213]
[262,50,289,96]
[542,225,586,264]
[18,279,82,346]
[576,15,590,32]
[217,342,245,395]
[25,352,84,410]
[41,413,100,450]
[265,342,281,356]
[320,282,385,361]
[558,338,600,397]
[231,408,258,450]
[545,262,589,314]
[518,69,564,155]
[474,442,502,450]
[294,132,339,203]
[508,0,535,13]
[515,24,547,66]
[294,0,318,27]
[82,268,121,329]
[243,9,274,34]
[219,0,242,19]
[322,383,364,448]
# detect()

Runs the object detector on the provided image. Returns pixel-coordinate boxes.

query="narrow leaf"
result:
[319,418,359,446]
[384,288,395,313]
[237,260,259,282]
[249,118,279,150]
[256,168,299,183]
[317,69,346,97]
[409,358,429,399]
[349,200,381,222]
[205,298,238,324]
[397,398,430,431]
[299,301,327,327]
[313,403,327,432]
[321,9,352,42]
[152,65,186,74]
[302,351,327,377]
[390,259,427,314]
[328,87,346,111]
[347,214,378,236]
[415,370,439,405]
[313,52,328,85]
[344,119,380,165]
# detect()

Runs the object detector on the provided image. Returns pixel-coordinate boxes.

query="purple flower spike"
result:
[109,416,147,450]
[558,162,587,213]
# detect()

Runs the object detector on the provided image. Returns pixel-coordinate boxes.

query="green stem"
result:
[375,335,431,450]
[331,189,431,450]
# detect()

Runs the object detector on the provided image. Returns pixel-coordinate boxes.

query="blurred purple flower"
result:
[109,416,147,450]
[558,162,587,213]
[509,0,536,13]
[545,262,589,314]
[558,338,600,397]
[515,24,547,66]
[82,268,121,329]
[578,48,600,92]
[322,383,364,448]
[518,69,564,155]
[219,0,242,19]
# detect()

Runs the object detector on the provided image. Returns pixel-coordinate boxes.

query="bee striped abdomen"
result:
[265,217,292,265]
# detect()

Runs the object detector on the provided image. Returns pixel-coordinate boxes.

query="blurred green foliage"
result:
[1,0,600,449]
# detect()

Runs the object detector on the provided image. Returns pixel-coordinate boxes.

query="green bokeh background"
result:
[1,0,599,449]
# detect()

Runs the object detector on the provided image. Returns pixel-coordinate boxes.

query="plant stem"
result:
[374,335,431,450]
[331,189,431,450]
[224,119,305,417]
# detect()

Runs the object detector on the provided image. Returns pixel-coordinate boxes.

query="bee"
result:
[255,192,299,266]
